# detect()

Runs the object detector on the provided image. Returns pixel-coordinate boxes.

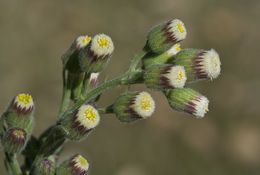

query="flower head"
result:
[166,43,181,56]
[91,34,114,57]
[145,64,187,90]
[131,92,155,118]
[74,35,92,49]
[147,19,187,53]
[4,93,34,129]
[75,105,100,130]
[61,104,100,141]
[2,127,27,153]
[198,49,221,79]
[165,19,187,43]
[13,93,34,114]
[56,154,89,175]
[174,48,221,82]
[79,34,114,73]
[166,88,209,118]
[34,156,56,175]
[113,91,155,123]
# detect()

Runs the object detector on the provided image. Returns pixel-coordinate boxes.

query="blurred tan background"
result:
[0,0,260,174]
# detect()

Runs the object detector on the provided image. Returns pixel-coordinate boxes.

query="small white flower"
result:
[166,43,181,56]
[132,92,155,118]
[75,35,92,49]
[76,105,100,130]
[91,34,114,57]
[193,96,209,118]
[14,93,34,110]
[166,65,187,88]
[200,49,221,79]
[72,155,89,172]
[169,19,187,41]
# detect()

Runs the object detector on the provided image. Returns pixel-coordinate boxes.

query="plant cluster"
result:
[0,18,221,175]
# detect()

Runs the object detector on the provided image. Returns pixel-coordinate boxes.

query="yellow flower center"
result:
[82,108,97,123]
[77,156,88,167]
[176,44,181,51]
[14,130,25,138]
[177,23,185,33]
[213,57,218,71]
[139,95,152,111]
[205,106,209,112]
[81,36,91,45]
[97,37,110,48]
[18,93,32,105]
[176,71,184,81]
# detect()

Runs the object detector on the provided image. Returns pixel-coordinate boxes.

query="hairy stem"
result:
[5,153,22,175]
[58,70,71,120]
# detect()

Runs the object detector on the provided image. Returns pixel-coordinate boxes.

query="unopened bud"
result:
[2,127,27,153]
[5,93,34,129]
[166,88,209,118]
[144,64,187,90]
[33,156,56,175]
[61,105,100,141]
[79,34,114,73]
[56,154,89,175]
[147,19,187,53]
[174,48,221,82]
[113,91,155,123]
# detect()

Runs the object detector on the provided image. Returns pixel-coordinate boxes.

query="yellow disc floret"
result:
[167,65,187,88]
[176,44,181,51]
[76,35,91,48]
[14,130,25,138]
[177,23,185,33]
[169,19,187,41]
[18,93,32,105]
[73,155,89,170]
[139,94,152,111]
[132,92,155,118]
[91,34,114,56]
[97,37,110,49]
[14,93,34,110]
[82,108,97,123]
[176,71,185,81]
[77,105,100,129]
[81,36,91,45]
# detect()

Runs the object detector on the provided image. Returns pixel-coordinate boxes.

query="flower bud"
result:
[88,72,99,89]
[61,104,100,141]
[79,34,114,73]
[174,49,221,82]
[63,35,92,73]
[147,19,187,54]
[142,43,181,68]
[2,127,27,153]
[113,92,155,123]
[144,64,187,90]
[56,154,89,175]
[5,93,34,129]
[33,156,56,175]
[63,36,92,101]
[166,88,209,118]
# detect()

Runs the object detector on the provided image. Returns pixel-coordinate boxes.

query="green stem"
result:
[70,70,143,112]
[81,72,91,97]
[58,69,71,120]
[129,46,149,72]
[5,153,22,175]
[98,105,114,114]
